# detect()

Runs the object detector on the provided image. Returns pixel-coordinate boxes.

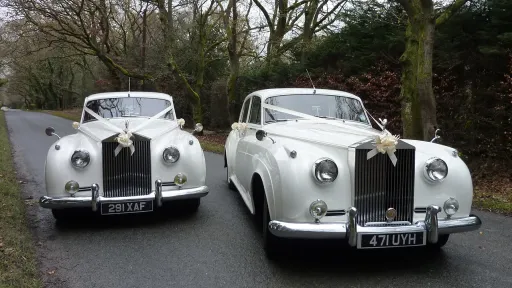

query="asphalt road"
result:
[5,110,512,288]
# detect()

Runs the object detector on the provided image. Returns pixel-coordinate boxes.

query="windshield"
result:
[82,97,174,123]
[264,94,369,124]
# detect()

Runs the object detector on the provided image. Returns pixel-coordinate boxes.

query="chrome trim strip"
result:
[40,185,209,209]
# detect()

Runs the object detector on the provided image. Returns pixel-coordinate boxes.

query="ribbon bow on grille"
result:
[114,130,135,156]
[366,132,400,166]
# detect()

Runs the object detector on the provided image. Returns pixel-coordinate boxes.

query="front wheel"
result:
[427,234,450,250]
[180,198,200,213]
[51,209,74,222]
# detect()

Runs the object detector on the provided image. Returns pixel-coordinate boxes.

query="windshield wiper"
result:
[315,116,338,120]
[265,119,294,123]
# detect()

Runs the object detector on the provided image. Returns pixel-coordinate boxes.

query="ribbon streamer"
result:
[261,103,381,137]
[82,105,175,157]
[261,102,399,165]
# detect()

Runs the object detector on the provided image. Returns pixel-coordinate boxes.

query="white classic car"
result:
[224,88,482,256]
[40,91,208,220]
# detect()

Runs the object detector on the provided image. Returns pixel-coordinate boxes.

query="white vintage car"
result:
[224,88,482,256]
[40,91,208,220]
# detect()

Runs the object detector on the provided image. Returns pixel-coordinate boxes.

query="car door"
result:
[237,95,262,193]
[234,96,252,188]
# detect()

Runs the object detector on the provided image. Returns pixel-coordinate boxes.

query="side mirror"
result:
[45,127,61,139]
[430,129,441,143]
[194,123,203,133]
[256,130,275,144]
[192,123,203,136]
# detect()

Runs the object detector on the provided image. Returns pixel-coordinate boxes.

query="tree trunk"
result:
[226,0,240,124]
[399,1,437,141]
[301,0,318,65]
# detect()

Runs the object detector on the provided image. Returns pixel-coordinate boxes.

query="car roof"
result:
[246,88,363,101]
[84,91,173,102]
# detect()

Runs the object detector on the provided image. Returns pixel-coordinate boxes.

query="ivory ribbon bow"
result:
[114,130,135,156]
[366,132,400,166]
[231,122,247,131]
[177,118,185,128]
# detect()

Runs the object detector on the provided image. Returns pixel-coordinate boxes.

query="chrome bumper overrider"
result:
[39,180,209,211]
[268,205,482,246]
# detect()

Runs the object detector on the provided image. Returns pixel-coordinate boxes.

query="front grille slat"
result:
[102,139,152,198]
[354,140,415,226]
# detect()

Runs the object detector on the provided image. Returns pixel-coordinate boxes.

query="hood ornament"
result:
[378,118,388,131]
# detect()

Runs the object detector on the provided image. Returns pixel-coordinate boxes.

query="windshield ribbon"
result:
[83,105,174,156]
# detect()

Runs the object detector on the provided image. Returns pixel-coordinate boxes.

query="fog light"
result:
[309,199,328,221]
[443,197,459,217]
[174,173,187,186]
[65,180,79,195]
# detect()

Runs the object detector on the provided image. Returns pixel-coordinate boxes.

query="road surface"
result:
[5,110,512,288]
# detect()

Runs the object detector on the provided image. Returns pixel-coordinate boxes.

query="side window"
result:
[248,96,261,125]
[239,97,251,122]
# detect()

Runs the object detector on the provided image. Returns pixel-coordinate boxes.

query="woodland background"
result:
[0,0,511,211]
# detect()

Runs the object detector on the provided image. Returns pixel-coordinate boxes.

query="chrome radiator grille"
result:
[354,140,415,226]
[102,139,152,198]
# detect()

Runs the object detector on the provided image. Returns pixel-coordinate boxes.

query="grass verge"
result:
[0,111,41,288]
[473,185,512,215]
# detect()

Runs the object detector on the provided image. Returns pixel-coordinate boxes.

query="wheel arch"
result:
[250,167,277,220]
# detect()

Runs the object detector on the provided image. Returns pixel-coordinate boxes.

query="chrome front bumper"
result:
[39,180,209,211]
[268,205,482,246]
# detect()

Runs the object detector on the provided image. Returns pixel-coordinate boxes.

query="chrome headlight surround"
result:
[423,157,448,183]
[163,146,180,163]
[70,149,90,169]
[312,158,338,183]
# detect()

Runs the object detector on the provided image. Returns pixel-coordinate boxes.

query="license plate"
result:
[357,232,426,249]
[100,200,153,215]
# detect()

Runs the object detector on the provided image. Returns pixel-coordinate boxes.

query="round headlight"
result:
[71,149,90,169]
[65,180,79,195]
[309,199,328,221]
[163,146,180,163]
[443,197,459,216]
[313,158,338,183]
[424,157,448,182]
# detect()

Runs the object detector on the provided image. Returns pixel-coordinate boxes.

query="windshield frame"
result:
[262,93,371,126]
[80,96,176,124]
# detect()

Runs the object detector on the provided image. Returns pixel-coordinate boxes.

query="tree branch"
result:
[435,0,471,26]
[253,0,274,33]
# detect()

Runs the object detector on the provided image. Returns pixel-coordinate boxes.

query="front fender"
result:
[151,129,206,189]
[45,133,102,198]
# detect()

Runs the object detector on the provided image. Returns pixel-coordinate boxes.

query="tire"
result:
[427,234,450,250]
[51,209,74,222]
[181,198,200,213]
[262,195,280,258]
[225,153,236,191]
